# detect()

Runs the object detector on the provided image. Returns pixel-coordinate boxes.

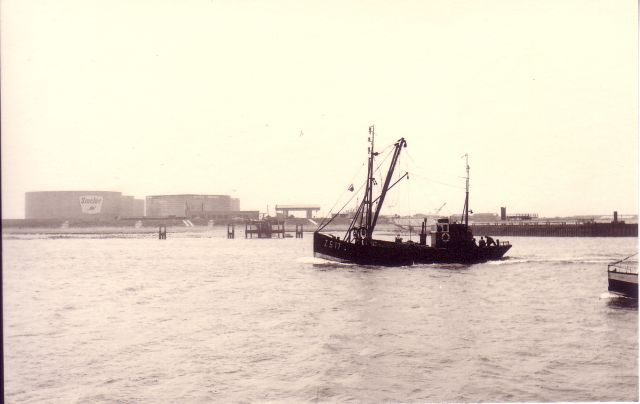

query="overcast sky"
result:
[2,0,637,219]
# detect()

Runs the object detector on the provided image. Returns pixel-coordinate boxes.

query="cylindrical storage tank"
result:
[25,191,124,220]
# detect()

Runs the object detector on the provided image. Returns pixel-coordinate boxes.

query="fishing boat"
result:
[313,125,512,266]
[607,253,638,298]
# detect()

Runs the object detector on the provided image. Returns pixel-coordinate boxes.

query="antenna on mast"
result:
[461,154,470,227]
[365,125,375,241]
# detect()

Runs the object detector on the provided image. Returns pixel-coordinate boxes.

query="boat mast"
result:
[461,153,470,228]
[344,126,376,242]
[344,127,407,243]
[370,137,407,232]
[365,125,375,234]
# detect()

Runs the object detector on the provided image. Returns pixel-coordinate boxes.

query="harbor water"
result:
[3,231,638,402]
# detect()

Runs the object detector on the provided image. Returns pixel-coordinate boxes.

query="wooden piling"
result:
[159,225,167,239]
[227,223,235,239]
[245,219,286,238]
[274,221,285,238]
[295,224,304,238]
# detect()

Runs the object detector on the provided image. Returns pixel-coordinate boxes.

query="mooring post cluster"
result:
[244,219,288,238]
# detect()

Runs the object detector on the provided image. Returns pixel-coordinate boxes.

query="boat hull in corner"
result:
[608,271,638,298]
[313,232,511,266]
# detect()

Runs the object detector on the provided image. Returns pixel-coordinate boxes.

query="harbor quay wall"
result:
[470,222,637,237]
[3,218,637,237]
[1,218,399,235]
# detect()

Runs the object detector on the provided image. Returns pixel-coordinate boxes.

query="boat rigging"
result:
[313,125,512,266]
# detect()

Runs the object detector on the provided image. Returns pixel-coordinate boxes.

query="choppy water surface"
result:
[3,231,638,402]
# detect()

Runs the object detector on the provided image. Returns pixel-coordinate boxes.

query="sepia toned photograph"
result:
[1,0,637,402]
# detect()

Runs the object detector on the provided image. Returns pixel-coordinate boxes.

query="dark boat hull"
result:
[608,271,638,298]
[313,232,512,266]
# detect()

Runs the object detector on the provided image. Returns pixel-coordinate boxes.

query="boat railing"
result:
[497,240,510,246]
[608,263,638,274]
[607,253,638,274]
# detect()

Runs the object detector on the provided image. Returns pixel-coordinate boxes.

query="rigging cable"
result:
[316,161,365,229]
[370,143,401,217]
[611,252,638,266]
[397,152,412,241]
[407,172,465,190]
[317,177,367,231]
[316,140,404,232]
[405,148,463,181]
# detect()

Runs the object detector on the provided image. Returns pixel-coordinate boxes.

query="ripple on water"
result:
[2,235,638,402]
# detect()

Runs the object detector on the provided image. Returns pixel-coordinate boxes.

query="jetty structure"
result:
[245,218,286,238]
[470,210,637,237]
[313,125,511,266]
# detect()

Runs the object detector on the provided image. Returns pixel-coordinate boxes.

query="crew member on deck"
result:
[485,235,496,246]
[395,233,403,243]
[479,237,486,248]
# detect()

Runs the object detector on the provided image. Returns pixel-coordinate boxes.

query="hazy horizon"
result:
[2,0,638,220]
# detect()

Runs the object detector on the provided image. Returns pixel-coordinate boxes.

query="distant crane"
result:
[433,202,447,215]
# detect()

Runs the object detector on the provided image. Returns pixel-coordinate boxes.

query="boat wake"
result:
[412,263,470,270]
[486,256,623,266]
[600,292,638,309]
[297,256,357,269]
[600,291,620,299]
[300,256,472,271]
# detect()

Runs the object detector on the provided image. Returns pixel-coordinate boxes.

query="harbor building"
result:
[25,191,144,220]
[275,204,321,219]
[145,194,256,220]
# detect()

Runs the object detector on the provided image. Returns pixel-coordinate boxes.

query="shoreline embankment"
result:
[2,218,637,237]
